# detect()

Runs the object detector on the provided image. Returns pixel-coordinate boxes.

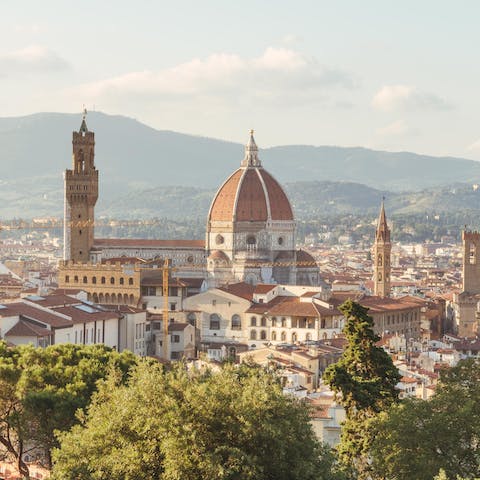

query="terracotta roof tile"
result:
[52,305,120,324]
[254,284,277,294]
[208,166,294,223]
[0,302,71,328]
[5,319,52,338]
[260,169,293,220]
[219,282,256,301]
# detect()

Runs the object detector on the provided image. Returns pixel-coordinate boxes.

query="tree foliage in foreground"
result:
[323,300,401,479]
[371,359,480,480]
[0,341,137,478]
[52,362,337,480]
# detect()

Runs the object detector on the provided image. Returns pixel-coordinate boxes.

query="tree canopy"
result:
[370,358,480,480]
[0,341,137,478]
[52,362,336,480]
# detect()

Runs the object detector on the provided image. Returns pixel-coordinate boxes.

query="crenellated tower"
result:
[63,110,98,262]
[373,200,391,297]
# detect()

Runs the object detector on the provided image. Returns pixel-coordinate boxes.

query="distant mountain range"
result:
[1,111,480,219]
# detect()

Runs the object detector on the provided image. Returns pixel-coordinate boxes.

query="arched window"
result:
[281,317,287,327]
[101,277,106,284]
[92,276,97,284]
[378,254,383,266]
[209,313,220,330]
[261,317,267,327]
[119,277,124,285]
[271,331,277,341]
[260,330,267,340]
[246,235,256,245]
[231,314,241,330]
[378,272,382,281]
[292,332,298,343]
[110,277,115,285]
[129,278,134,285]
[83,276,87,284]
[271,317,277,327]
[187,312,196,327]
[281,331,286,342]
[470,242,477,264]
[74,275,79,283]
[250,330,257,340]
[250,316,257,327]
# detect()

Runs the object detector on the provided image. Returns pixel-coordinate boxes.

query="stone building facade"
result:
[59,119,321,308]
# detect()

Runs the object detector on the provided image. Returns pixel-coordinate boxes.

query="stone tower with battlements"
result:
[373,200,391,297]
[63,111,98,262]
[462,230,480,293]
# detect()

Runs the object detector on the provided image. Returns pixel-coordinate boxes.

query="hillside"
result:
[2,112,480,219]
[1,112,480,195]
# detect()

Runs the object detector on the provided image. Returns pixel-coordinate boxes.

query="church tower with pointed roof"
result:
[373,200,391,297]
[63,110,98,262]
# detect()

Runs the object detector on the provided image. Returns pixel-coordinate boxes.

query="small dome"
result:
[208,132,294,223]
[208,250,230,262]
[296,249,317,266]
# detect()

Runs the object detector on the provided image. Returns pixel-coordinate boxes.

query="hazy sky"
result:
[2,1,480,159]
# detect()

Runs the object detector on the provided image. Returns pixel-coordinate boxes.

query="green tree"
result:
[52,362,336,480]
[370,359,480,480]
[0,341,137,478]
[323,300,401,479]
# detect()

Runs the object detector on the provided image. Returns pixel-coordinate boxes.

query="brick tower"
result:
[373,200,391,297]
[63,110,98,262]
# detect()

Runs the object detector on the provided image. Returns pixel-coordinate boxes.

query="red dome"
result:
[208,132,293,223]
[208,167,294,223]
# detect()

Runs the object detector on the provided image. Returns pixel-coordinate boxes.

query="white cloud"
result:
[13,24,45,34]
[376,119,413,137]
[372,84,451,111]
[281,34,303,46]
[467,139,480,153]
[69,47,354,105]
[0,45,70,73]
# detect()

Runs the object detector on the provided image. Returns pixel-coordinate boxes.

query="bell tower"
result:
[64,110,98,262]
[373,199,391,297]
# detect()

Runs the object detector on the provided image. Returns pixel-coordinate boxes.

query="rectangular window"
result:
[172,335,180,343]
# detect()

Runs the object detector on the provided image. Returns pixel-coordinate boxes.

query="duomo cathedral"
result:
[59,114,320,301]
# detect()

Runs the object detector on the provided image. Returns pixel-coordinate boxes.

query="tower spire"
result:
[376,197,390,242]
[373,198,391,297]
[79,106,88,134]
[241,129,261,167]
